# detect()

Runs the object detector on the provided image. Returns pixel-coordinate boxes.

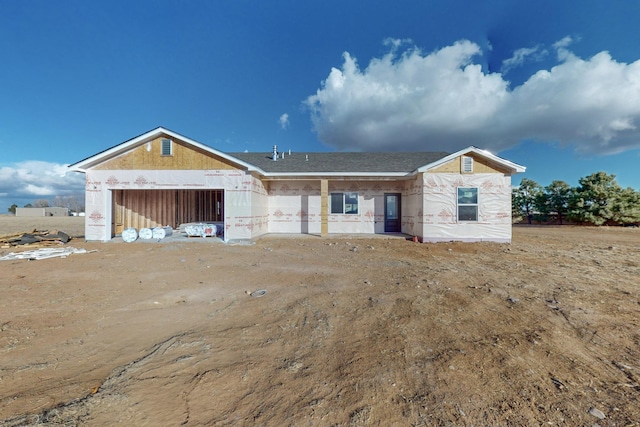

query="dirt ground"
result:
[0,216,639,426]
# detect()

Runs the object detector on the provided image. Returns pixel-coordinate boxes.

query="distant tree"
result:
[512,178,542,224]
[568,172,621,225]
[611,187,640,225]
[32,199,50,208]
[23,203,32,208]
[538,180,572,225]
[52,194,84,213]
[8,204,17,214]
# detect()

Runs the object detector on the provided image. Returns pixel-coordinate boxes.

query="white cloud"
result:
[504,49,640,154]
[382,37,413,51]
[306,40,508,151]
[0,161,85,209]
[501,45,548,74]
[553,35,579,62]
[279,113,290,129]
[305,38,640,156]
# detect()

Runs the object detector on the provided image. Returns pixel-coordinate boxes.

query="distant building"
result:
[15,207,70,217]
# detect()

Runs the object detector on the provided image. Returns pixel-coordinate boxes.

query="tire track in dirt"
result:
[2,226,640,425]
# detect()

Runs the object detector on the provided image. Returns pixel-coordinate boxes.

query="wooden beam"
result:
[320,179,328,237]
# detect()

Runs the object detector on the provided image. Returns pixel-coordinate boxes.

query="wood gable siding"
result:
[95,136,241,171]
[428,153,510,174]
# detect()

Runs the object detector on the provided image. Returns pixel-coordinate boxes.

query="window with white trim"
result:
[330,192,358,214]
[457,187,478,221]
[461,156,473,173]
[161,138,173,156]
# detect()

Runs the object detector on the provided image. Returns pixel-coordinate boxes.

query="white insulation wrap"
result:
[422,173,513,242]
[122,227,138,243]
[138,228,153,240]
[152,226,173,239]
[82,166,515,243]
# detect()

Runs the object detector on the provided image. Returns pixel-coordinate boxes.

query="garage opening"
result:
[112,189,224,235]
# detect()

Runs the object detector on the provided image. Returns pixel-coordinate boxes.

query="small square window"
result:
[458,205,478,221]
[330,192,358,214]
[330,193,344,214]
[344,192,358,214]
[161,138,172,156]
[457,187,478,221]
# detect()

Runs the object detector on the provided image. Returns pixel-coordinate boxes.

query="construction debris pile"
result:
[0,230,94,261]
[0,229,71,249]
[0,247,93,261]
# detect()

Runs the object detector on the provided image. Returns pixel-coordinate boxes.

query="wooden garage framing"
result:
[112,189,224,235]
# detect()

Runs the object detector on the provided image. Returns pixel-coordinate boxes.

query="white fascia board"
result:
[261,171,409,179]
[468,146,526,173]
[68,127,167,170]
[416,146,526,174]
[68,127,264,173]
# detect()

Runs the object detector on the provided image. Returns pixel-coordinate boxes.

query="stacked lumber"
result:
[0,229,71,249]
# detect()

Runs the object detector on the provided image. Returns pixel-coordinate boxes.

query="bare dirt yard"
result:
[1,216,639,426]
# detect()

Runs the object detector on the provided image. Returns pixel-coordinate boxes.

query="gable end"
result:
[94,136,241,171]
[428,153,512,174]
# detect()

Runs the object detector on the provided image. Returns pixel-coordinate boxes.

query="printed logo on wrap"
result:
[106,176,120,186]
[89,210,105,223]
[135,175,149,187]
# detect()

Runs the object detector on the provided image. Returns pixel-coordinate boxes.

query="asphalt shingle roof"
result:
[229,151,451,174]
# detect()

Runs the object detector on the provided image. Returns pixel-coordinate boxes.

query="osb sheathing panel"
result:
[428,154,508,174]
[95,137,241,171]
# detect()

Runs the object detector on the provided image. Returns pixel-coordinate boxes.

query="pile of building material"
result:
[0,247,93,261]
[121,226,175,242]
[0,230,71,249]
[181,223,221,238]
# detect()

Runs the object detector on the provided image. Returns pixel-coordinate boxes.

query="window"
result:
[462,156,473,173]
[161,138,172,156]
[331,192,358,214]
[457,187,478,221]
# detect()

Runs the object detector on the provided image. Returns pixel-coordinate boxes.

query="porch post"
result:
[320,179,328,237]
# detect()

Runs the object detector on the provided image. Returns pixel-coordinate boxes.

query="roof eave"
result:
[68,126,265,173]
[416,146,526,174]
[261,171,410,179]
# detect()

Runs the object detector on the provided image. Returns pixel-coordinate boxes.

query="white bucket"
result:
[138,228,153,239]
[152,226,173,239]
[122,227,138,243]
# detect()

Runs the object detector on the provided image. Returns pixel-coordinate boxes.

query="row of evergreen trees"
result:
[512,172,640,226]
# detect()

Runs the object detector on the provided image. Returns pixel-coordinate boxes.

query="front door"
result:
[384,193,401,232]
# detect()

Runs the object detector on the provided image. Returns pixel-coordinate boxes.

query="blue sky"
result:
[1,1,640,212]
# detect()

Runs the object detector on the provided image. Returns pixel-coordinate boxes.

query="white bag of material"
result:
[122,227,138,243]
[202,224,217,237]
[152,226,173,239]
[138,228,153,239]
[184,223,217,237]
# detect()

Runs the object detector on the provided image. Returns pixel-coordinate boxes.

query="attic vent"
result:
[462,156,473,173]
[161,138,172,156]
